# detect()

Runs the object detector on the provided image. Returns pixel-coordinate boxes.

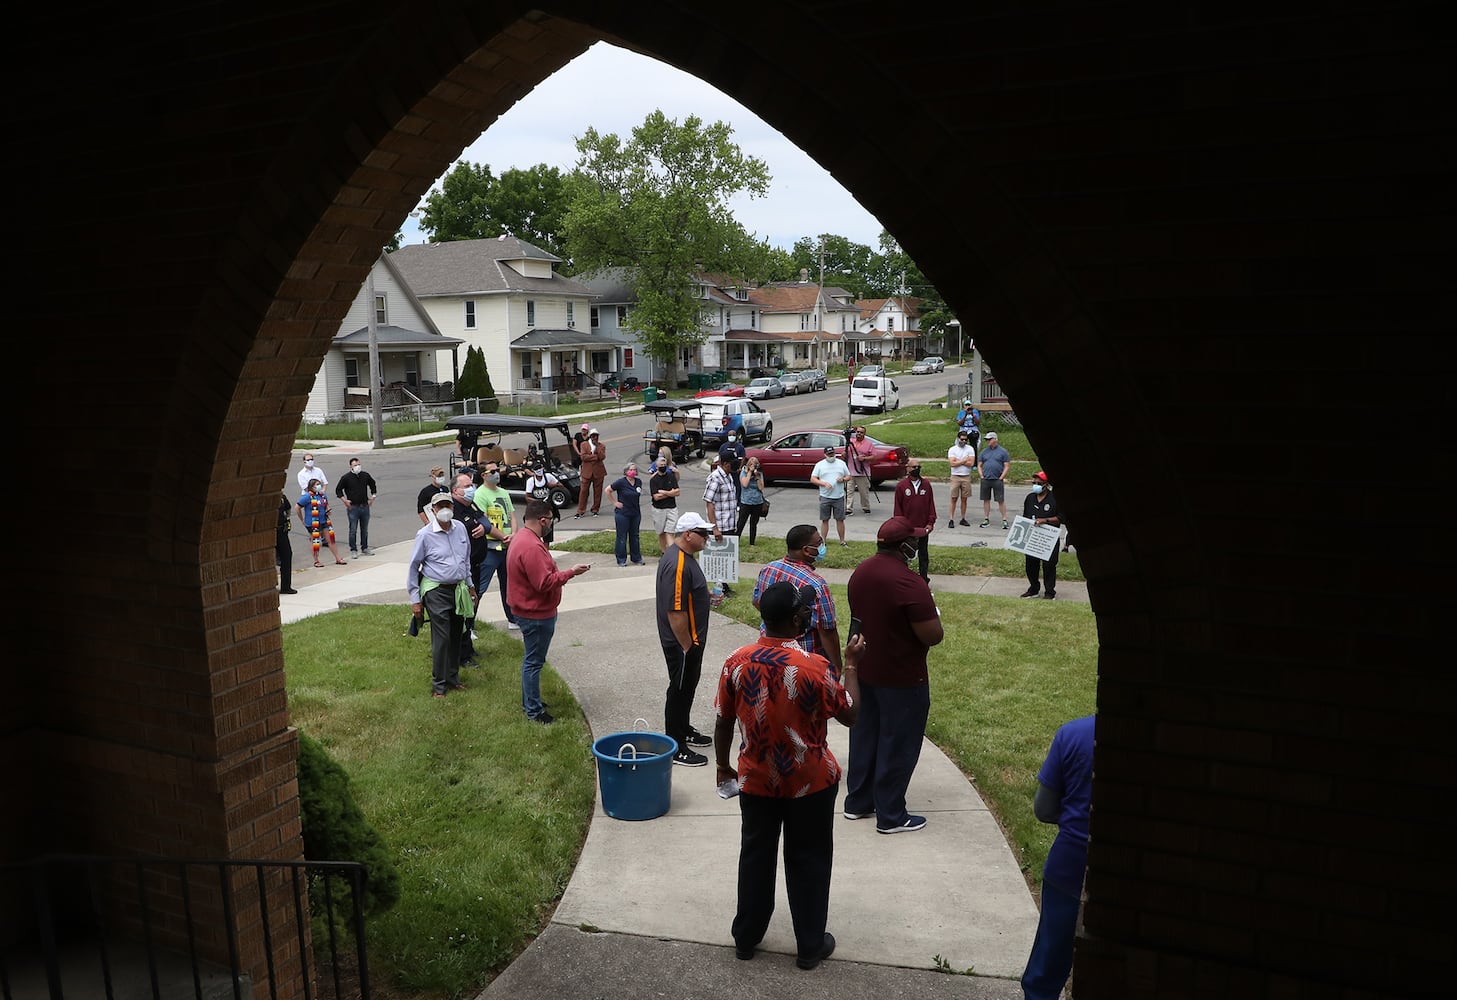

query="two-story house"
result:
[303,254,464,420]
[390,236,630,393]
[854,295,928,361]
[733,271,858,372]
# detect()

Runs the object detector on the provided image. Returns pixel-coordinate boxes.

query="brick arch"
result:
[10,3,1448,997]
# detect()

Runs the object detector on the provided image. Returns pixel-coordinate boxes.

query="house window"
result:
[591,306,600,328]
[404,353,418,387]
[566,302,575,327]
[801,313,810,330]
[616,305,628,326]
[345,358,360,388]
[374,294,387,326]
[624,349,634,367]
[464,300,476,329]
[520,355,533,379]
[591,351,609,374]
[526,300,536,327]
[887,317,895,333]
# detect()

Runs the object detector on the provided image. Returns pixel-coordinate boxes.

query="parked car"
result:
[856,364,886,377]
[778,371,807,395]
[800,368,828,391]
[745,429,908,486]
[442,414,581,510]
[748,366,781,379]
[910,359,935,375]
[744,376,785,400]
[698,395,774,446]
[641,399,706,462]
[849,375,901,413]
[923,356,945,372]
[694,381,744,398]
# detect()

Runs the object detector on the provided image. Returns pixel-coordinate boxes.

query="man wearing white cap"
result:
[575,428,606,517]
[407,492,476,699]
[655,512,715,766]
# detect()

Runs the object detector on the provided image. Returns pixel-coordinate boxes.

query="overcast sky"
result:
[398,41,886,253]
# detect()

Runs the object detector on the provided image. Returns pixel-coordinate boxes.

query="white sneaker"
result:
[469,630,478,641]
[507,621,521,631]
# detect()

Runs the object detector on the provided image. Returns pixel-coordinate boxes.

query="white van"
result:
[849,376,900,414]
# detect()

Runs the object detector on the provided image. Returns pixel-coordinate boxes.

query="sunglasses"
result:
[690,529,710,538]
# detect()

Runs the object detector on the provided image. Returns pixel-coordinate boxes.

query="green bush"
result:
[296,729,401,918]
[455,345,499,411]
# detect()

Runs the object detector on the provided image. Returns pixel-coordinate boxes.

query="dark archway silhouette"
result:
[11,3,1450,995]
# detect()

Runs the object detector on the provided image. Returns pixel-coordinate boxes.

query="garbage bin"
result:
[688,373,706,390]
[642,386,659,402]
[592,730,677,821]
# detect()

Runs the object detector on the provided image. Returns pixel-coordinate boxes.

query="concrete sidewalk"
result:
[278,544,1064,998]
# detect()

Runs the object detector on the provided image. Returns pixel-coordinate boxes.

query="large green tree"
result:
[418,162,580,259]
[561,111,772,376]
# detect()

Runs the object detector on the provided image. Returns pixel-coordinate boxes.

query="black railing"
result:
[1,855,370,1000]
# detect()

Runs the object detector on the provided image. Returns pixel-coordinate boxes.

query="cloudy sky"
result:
[397,41,886,252]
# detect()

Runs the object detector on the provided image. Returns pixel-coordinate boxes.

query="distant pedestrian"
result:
[736,457,767,546]
[571,423,590,469]
[295,453,328,493]
[955,400,981,453]
[575,428,606,517]
[334,456,378,557]
[648,453,681,554]
[450,472,491,667]
[655,511,715,766]
[703,454,739,543]
[276,490,297,595]
[751,524,843,675]
[606,462,645,566]
[506,499,592,724]
[977,431,1011,529]
[296,479,347,567]
[1018,471,1062,600]
[473,459,520,630]
[713,580,863,971]
[810,445,851,547]
[845,426,876,515]
[406,492,476,699]
[892,462,937,583]
[843,516,945,834]
[1020,715,1096,1000]
[946,429,976,528]
[523,462,563,544]
[417,465,450,525]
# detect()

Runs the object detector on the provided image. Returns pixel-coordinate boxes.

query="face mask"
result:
[1031,484,1044,495]
[727,435,736,442]
[350,465,360,474]
[486,473,500,486]
[626,469,637,478]
[463,486,477,501]
[816,542,828,560]
[656,462,666,471]
[532,469,545,479]
[304,460,314,468]
[434,475,446,485]
[435,508,453,524]
[910,469,921,479]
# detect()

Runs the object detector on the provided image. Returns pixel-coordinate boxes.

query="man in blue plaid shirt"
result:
[751,524,845,677]
[703,455,740,542]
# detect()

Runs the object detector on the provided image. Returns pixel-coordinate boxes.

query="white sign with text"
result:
[1004,515,1061,561]
[700,535,741,584]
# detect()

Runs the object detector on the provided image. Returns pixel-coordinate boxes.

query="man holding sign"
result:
[1018,471,1062,600]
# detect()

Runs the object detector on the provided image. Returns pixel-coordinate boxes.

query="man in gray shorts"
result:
[810,445,852,546]
[977,431,1012,529]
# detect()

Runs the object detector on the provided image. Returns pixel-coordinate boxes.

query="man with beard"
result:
[891,462,937,584]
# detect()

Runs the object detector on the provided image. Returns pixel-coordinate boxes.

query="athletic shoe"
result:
[533,712,555,725]
[978,519,989,527]
[361,548,373,556]
[507,621,521,631]
[877,815,927,834]
[684,730,712,747]
[673,747,708,767]
[469,630,478,641]
[796,932,837,970]
[947,519,955,528]
[1003,520,1009,529]
[843,810,875,820]
[1042,592,1056,600]
[1020,589,1040,598]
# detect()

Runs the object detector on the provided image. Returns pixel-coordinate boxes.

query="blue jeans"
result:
[615,508,642,564]
[475,547,516,624]
[346,504,370,551]
[517,615,557,719]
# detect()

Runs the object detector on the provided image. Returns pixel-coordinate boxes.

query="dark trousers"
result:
[735,504,762,545]
[732,783,838,958]
[276,528,292,591]
[844,682,930,829]
[660,642,706,745]
[423,584,464,695]
[458,559,486,663]
[1025,546,1060,596]
[1020,877,1082,1000]
[913,535,930,580]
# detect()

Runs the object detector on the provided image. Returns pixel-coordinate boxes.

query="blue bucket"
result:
[592,729,678,821]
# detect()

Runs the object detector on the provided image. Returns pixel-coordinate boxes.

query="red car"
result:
[694,381,745,398]
[746,429,908,486]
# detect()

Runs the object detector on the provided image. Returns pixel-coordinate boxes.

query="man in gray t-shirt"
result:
[977,431,1012,528]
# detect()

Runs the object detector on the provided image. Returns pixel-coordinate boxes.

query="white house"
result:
[854,295,928,360]
[302,254,464,420]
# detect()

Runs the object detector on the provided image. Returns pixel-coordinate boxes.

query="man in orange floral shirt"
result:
[713,581,864,971]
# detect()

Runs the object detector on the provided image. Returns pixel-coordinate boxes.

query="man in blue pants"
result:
[1021,714,1096,999]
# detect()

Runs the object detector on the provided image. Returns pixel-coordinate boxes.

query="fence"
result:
[1,854,371,1000]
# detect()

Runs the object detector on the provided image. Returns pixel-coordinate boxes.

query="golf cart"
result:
[641,399,705,463]
[443,414,581,511]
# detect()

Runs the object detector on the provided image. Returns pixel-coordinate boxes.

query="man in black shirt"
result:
[335,456,378,556]
[451,472,491,667]
[1019,471,1062,600]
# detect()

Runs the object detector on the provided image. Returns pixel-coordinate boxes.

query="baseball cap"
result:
[581,422,590,430]
[675,512,714,534]
[877,516,929,544]
[758,580,815,626]
[823,445,836,455]
[985,431,998,440]
[430,492,454,507]
[589,427,600,436]
[1033,470,1049,482]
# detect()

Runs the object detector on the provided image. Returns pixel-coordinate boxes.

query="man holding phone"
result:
[751,524,844,677]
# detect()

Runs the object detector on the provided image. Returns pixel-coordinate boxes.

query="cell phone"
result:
[847,617,863,644]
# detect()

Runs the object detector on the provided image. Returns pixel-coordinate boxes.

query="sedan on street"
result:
[694,381,745,398]
[744,376,786,399]
[745,429,909,486]
[778,371,808,395]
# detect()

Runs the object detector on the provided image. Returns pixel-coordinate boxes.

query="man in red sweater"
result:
[506,499,592,724]
[891,462,937,584]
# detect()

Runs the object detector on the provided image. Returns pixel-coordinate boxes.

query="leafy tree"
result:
[788,234,881,297]
[455,345,499,411]
[418,162,580,258]
[561,111,771,379]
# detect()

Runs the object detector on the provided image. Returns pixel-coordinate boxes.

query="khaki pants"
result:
[849,475,872,511]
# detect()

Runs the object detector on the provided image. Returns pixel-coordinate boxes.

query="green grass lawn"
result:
[867,405,1041,481]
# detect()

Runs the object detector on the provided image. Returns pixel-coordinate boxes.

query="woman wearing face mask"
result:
[1019,471,1062,600]
[296,478,347,567]
[737,457,767,546]
[648,453,681,555]
[892,462,938,583]
[524,464,562,544]
[606,462,646,566]
[418,465,450,525]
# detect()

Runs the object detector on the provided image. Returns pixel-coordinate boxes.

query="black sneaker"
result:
[1020,589,1039,598]
[1042,592,1056,600]
[533,712,555,725]
[673,747,708,767]
[947,519,955,528]
[684,730,712,747]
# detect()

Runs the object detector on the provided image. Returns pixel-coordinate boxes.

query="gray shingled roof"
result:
[510,328,633,349]
[389,237,592,297]
[332,325,464,348]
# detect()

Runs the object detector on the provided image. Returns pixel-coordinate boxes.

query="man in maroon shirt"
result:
[843,517,945,834]
[891,462,937,584]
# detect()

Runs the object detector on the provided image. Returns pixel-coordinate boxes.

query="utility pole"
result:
[816,234,826,370]
[367,261,384,450]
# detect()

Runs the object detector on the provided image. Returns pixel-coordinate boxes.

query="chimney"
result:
[799,268,809,283]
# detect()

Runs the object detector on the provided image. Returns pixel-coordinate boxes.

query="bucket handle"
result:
[633,717,649,730]
[617,742,639,771]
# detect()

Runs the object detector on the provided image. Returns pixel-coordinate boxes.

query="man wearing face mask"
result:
[407,493,477,699]
[892,462,937,584]
[703,454,740,545]
[295,452,328,492]
[451,472,491,666]
[417,465,450,525]
[750,524,844,676]
[1019,470,1062,600]
[719,431,747,505]
[524,463,562,544]
[844,516,944,834]
[335,456,378,557]
[648,453,681,555]
[473,461,520,630]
